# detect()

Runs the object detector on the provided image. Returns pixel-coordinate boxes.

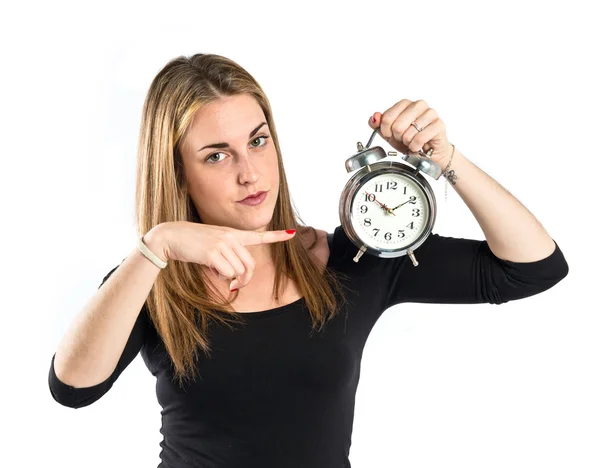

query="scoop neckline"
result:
[224,229,336,319]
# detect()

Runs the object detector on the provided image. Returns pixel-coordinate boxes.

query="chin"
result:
[234,211,274,231]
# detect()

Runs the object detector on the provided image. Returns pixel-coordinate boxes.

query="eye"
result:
[206,152,225,163]
[205,135,270,164]
[250,135,269,148]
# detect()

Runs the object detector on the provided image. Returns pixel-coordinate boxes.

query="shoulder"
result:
[314,228,329,252]
[297,226,328,248]
[298,226,330,265]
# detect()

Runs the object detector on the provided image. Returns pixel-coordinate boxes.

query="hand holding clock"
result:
[367,99,454,170]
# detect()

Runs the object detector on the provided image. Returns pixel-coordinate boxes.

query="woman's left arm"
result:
[368,100,568,308]
[370,99,557,262]
[435,147,556,262]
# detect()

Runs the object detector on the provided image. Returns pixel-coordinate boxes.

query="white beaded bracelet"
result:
[137,236,168,269]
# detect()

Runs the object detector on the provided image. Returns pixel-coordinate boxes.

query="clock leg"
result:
[353,245,367,263]
[408,249,419,267]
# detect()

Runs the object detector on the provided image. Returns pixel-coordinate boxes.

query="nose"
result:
[237,152,259,185]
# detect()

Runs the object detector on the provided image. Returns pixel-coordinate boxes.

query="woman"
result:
[48,53,568,468]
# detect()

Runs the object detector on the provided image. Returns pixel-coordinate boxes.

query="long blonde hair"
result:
[135,53,349,387]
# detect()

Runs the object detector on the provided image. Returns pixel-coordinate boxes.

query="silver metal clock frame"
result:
[339,160,438,265]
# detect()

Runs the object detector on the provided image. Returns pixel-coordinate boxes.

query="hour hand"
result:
[365,191,396,216]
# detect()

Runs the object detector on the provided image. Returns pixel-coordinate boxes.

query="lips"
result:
[240,190,267,202]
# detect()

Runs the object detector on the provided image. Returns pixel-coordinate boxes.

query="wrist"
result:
[441,144,458,173]
[143,224,170,263]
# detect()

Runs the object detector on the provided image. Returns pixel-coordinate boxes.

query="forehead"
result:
[190,94,264,136]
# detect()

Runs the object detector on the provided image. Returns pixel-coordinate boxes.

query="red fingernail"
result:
[371,113,377,123]
[286,229,296,234]
[230,288,238,292]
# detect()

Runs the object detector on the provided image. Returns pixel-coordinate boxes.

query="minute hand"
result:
[391,199,413,211]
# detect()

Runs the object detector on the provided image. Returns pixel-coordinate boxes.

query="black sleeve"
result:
[48,259,150,409]
[381,232,569,308]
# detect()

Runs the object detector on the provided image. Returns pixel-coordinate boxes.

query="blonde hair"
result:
[135,53,349,387]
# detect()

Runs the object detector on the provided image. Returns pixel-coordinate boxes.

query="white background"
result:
[2,1,598,467]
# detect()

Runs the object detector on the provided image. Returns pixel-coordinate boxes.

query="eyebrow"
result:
[197,122,268,152]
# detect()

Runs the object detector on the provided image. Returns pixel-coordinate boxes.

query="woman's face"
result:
[181,94,279,231]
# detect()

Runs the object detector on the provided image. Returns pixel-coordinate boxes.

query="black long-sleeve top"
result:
[48,225,569,467]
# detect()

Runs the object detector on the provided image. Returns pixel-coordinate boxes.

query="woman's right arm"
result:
[48,225,169,408]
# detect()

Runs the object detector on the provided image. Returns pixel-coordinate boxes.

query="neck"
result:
[246,244,274,269]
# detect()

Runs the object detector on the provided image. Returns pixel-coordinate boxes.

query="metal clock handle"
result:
[366,128,443,180]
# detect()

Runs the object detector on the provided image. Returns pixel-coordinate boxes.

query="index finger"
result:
[238,229,296,246]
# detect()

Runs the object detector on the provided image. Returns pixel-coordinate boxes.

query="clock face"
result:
[350,172,430,251]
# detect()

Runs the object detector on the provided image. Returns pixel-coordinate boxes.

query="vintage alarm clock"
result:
[339,127,443,266]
